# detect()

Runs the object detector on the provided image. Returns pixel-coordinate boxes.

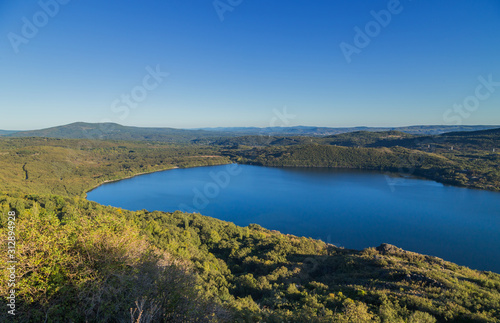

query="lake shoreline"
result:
[84,161,500,200]
[243,163,500,193]
[84,166,180,197]
[87,164,500,273]
[83,160,236,198]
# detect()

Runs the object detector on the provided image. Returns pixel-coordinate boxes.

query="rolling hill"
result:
[8,122,229,143]
[6,123,500,144]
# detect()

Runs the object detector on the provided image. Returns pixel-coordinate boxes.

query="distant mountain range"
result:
[1,122,499,142]
[197,125,500,136]
[0,130,18,136]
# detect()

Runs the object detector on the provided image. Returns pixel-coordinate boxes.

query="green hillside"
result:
[323,131,415,147]
[440,127,500,138]
[368,128,500,152]
[208,128,500,192]
[0,138,230,196]
[2,192,500,322]
[1,136,500,322]
[230,143,500,192]
[8,122,230,144]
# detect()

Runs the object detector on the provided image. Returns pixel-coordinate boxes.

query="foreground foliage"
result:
[0,193,230,322]
[1,194,500,322]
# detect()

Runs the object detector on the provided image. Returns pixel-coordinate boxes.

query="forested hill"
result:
[319,128,500,149]
[6,122,229,143]
[194,128,500,150]
[365,127,500,150]
[441,127,500,137]
[232,143,500,191]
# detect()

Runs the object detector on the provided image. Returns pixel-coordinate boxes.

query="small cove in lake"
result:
[87,164,500,273]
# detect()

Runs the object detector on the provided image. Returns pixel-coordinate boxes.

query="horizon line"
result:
[2,121,500,132]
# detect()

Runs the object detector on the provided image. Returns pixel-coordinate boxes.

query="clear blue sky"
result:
[1,0,499,130]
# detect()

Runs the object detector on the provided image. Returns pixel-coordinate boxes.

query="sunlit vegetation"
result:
[1,132,500,322]
[0,193,230,322]
[1,193,500,322]
[0,137,230,196]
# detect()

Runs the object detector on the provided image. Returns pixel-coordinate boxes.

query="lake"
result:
[87,164,500,273]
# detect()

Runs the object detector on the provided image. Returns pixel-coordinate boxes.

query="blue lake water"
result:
[87,164,500,273]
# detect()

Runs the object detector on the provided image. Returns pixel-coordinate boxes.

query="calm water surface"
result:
[87,164,500,273]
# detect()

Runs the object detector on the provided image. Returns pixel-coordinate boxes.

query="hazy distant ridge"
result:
[198,125,500,136]
[0,130,18,136]
[2,122,499,141]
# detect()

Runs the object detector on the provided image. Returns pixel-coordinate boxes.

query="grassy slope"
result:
[1,137,500,322]
[0,138,231,196]
[2,193,500,322]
